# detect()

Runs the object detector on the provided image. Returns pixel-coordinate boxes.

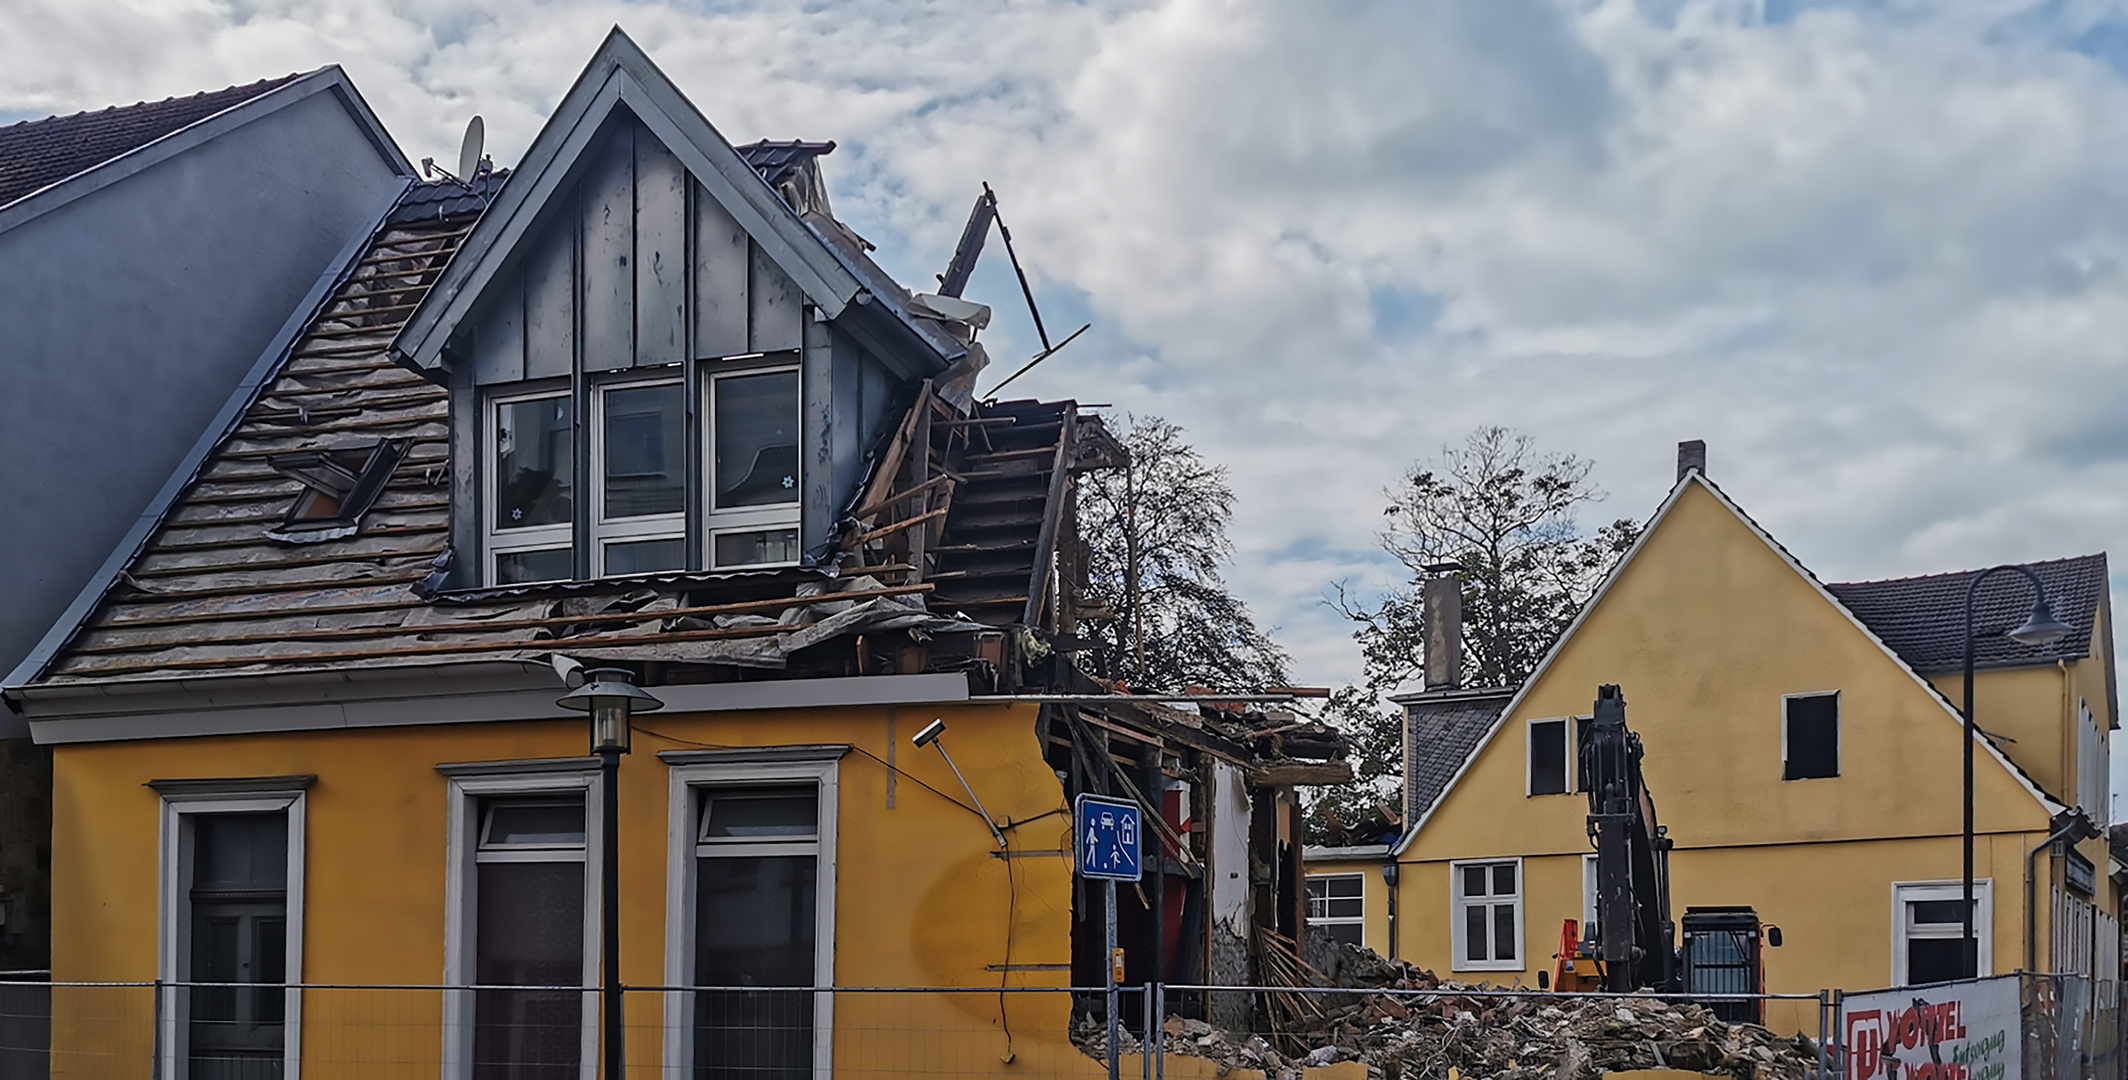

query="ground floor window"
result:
[1893,880,1990,986]
[1306,874,1365,947]
[663,750,841,1080]
[439,761,601,1080]
[1451,859,1521,971]
[154,778,309,1080]
[2054,887,2096,977]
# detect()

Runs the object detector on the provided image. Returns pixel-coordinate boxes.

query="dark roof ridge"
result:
[0,72,310,132]
[1826,551,2106,590]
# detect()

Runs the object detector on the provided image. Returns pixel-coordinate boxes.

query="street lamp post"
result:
[559,668,664,1080]
[1960,567,2070,978]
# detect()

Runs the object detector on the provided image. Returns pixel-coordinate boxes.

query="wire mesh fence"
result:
[4,977,2126,1079]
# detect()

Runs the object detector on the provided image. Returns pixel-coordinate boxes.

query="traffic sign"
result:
[1074,794,1142,882]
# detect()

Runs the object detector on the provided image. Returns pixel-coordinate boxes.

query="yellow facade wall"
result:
[1390,479,2108,1032]
[49,699,1137,1078]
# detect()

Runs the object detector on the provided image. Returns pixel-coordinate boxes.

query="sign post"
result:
[1076,794,1143,1080]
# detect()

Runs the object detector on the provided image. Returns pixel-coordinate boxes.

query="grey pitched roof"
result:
[1826,553,2108,673]
[1398,686,1514,822]
[0,74,305,208]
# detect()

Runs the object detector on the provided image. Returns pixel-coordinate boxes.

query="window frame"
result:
[439,761,604,1080]
[1890,879,1992,986]
[1449,857,1523,972]
[661,751,842,1080]
[591,374,689,576]
[1782,690,1841,781]
[484,383,577,584]
[1526,717,1594,797]
[156,781,309,1080]
[1305,873,1367,948]
[703,360,803,570]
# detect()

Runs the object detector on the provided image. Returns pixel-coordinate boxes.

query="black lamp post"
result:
[558,667,663,1080]
[1960,567,2070,978]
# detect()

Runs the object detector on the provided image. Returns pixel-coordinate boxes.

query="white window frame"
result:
[592,376,688,575]
[1782,690,1841,780]
[439,761,604,1080]
[1305,873,1367,945]
[661,750,841,1080]
[1526,718,1576,797]
[1449,857,1523,972]
[156,780,309,1080]
[486,386,576,583]
[1891,879,1992,986]
[704,363,802,569]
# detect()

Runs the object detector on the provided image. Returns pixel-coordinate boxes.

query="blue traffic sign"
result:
[1074,794,1143,881]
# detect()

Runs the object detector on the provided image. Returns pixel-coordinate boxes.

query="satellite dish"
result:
[456,115,485,187]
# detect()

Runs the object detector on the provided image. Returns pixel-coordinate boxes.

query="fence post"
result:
[1154,981,1165,1080]
[1817,989,1830,1080]
[1141,983,1152,1080]
[152,979,164,1080]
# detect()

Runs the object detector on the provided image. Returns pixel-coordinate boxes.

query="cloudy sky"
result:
[10,0,2128,801]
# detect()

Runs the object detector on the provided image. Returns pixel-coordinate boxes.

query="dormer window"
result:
[707,364,800,568]
[482,357,803,586]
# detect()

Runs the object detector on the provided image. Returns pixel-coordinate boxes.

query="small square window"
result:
[1452,859,1521,969]
[714,528,800,568]
[1306,875,1365,947]
[495,547,573,585]
[1784,694,1839,780]
[605,538,687,576]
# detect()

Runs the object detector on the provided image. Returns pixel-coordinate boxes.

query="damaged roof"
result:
[0,73,306,209]
[11,158,1097,687]
[1826,553,2109,673]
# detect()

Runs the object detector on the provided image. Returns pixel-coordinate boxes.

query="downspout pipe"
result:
[2026,811,2101,973]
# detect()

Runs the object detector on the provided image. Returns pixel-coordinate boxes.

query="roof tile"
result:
[0,73,305,209]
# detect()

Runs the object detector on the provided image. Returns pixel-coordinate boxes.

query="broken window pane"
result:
[714,528,800,568]
[604,538,686,576]
[497,548,573,585]
[603,383,686,519]
[496,396,573,529]
[713,371,800,509]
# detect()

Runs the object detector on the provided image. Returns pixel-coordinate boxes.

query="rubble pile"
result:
[1080,948,1822,1080]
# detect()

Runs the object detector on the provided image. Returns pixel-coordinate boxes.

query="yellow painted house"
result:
[1372,450,2116,1034]
[0,30,1350,1079]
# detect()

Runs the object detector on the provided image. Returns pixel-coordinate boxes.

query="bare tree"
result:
[1076,415,1290,692]
[1311,426,1638,841]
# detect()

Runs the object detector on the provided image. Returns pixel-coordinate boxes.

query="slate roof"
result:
[1397,686,1515,822]
[1826,553,2109,673]
[0,73,305,208]
[385,167,506,226]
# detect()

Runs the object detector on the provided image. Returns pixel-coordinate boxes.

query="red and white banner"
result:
[1842,977,2019,1080]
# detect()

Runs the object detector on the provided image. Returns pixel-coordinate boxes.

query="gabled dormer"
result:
[391,29,967,588]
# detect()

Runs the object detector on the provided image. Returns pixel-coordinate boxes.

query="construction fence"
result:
[0,975,2115,1079]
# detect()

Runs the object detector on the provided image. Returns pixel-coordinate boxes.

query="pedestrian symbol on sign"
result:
[1074,794,1142,882]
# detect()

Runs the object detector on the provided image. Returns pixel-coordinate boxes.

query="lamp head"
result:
[2009,598,2073,648]
[913,719,946,748]
[556,667,662,754]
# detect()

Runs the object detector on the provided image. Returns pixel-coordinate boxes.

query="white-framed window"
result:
[1891,879,1991,986]
[2055,887,2097,976]
[438,760,603,1080]
[593,377,687,576]
[1305,874,1365,947]
[153,776,310,1080]
[705,364,801,569]
[1451,858,1521,971]
[1527,717,1592,796]
[662,749,841,1080]
[1783,691,1839,780]
[488,388,576,584]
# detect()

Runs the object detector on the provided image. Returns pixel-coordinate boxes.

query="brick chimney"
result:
[1422,570,1463,691]
[1677,439,1707,481]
